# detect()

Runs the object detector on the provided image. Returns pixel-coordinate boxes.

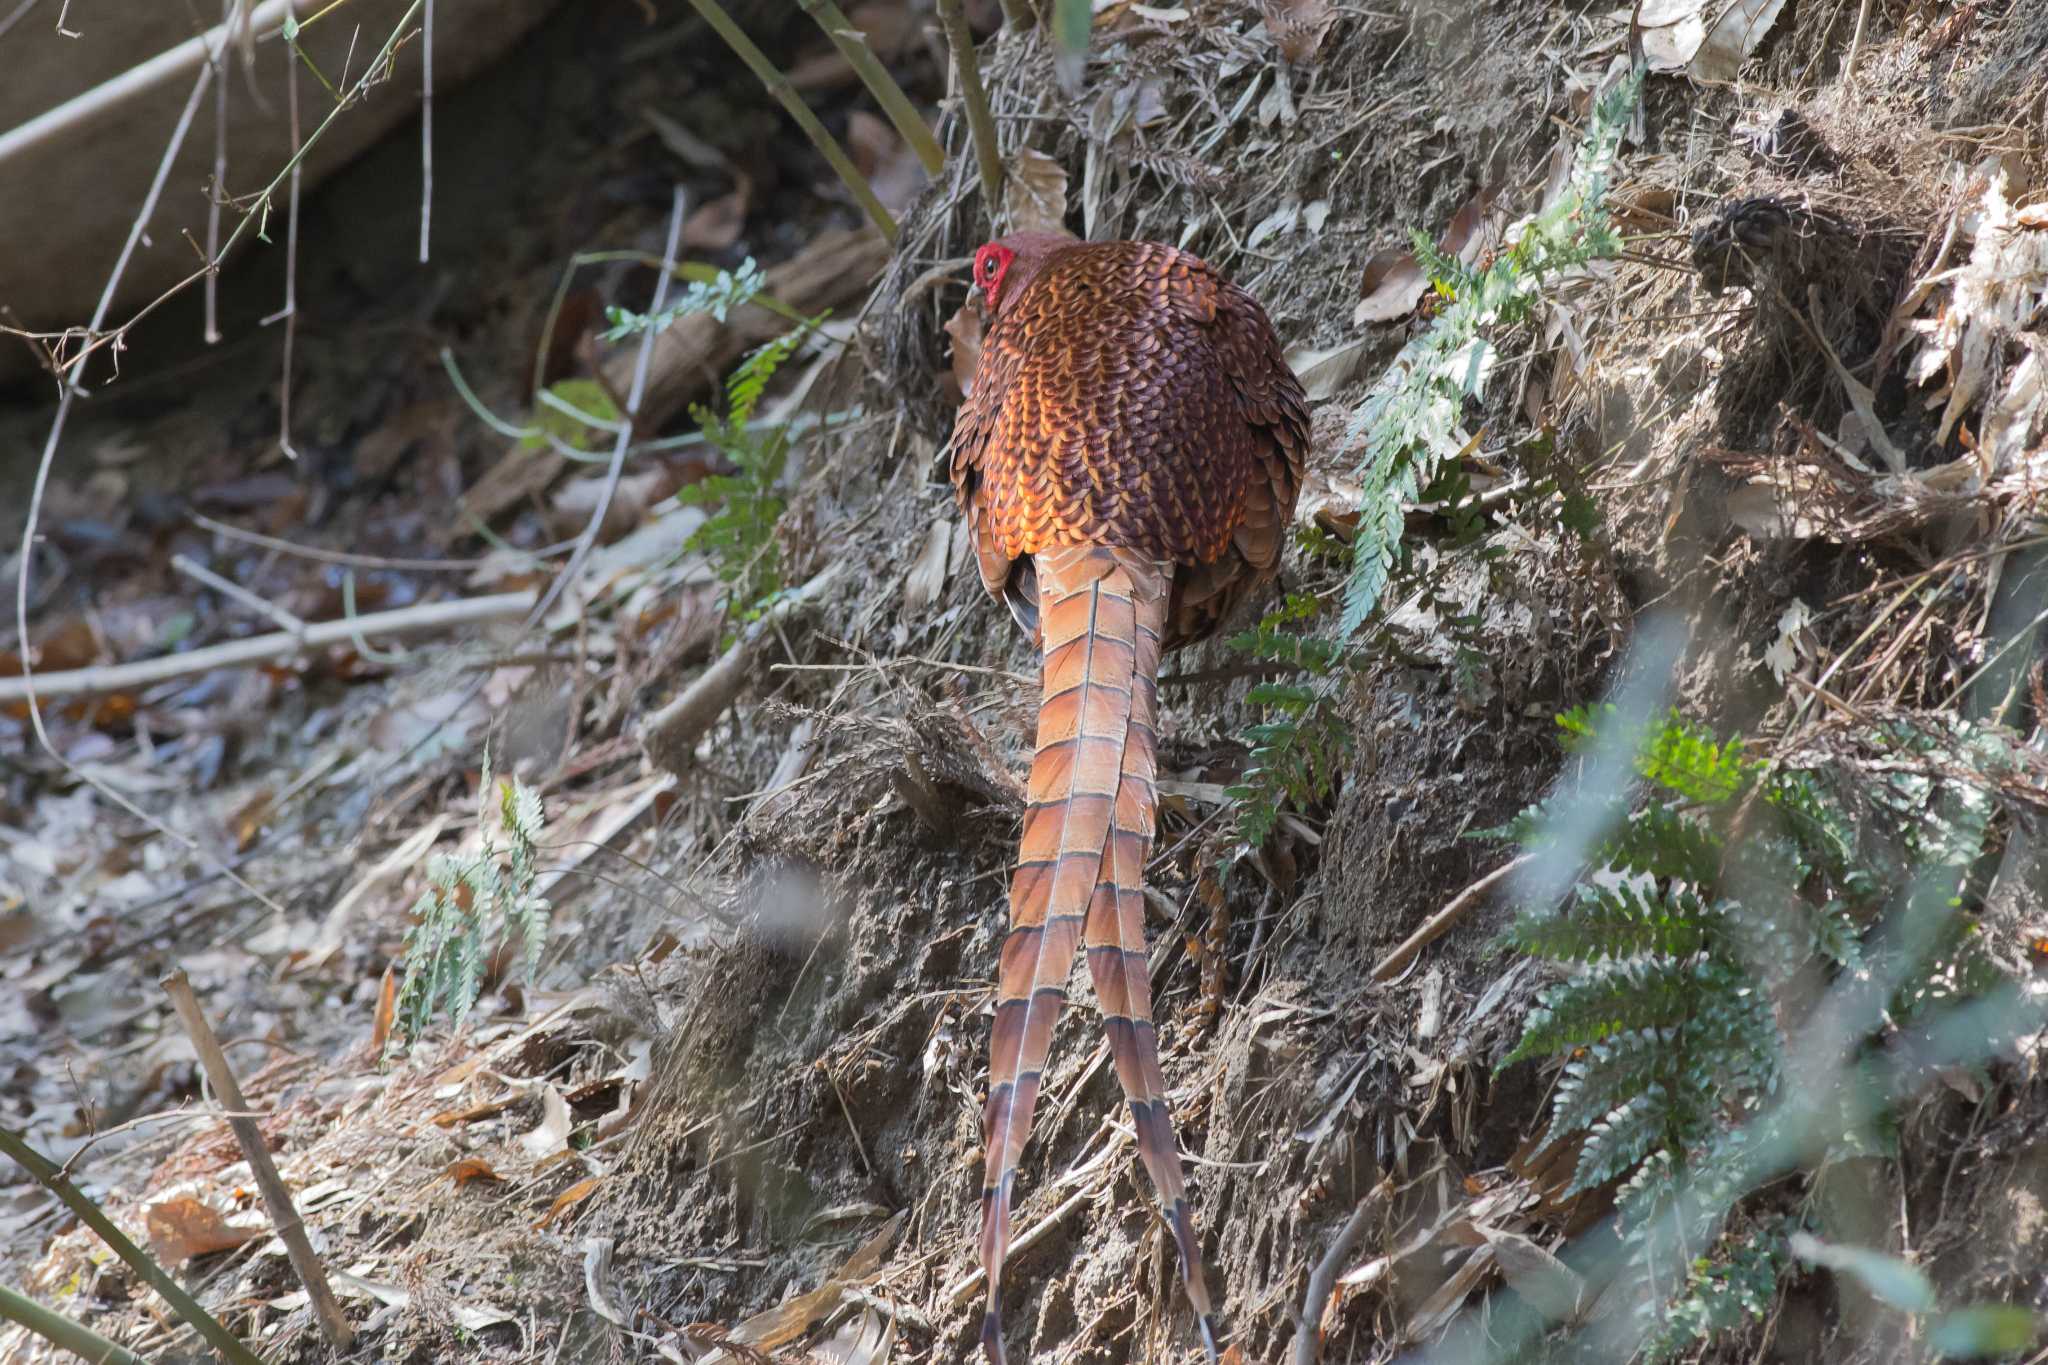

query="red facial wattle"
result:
[975,243,1015,310]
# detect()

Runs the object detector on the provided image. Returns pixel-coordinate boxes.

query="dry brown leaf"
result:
[848,109,930,218]
[145,1195,263,1265]
[1355,247,1429,324]
[429,1095,514,1127]
[1262,0,1337,64]
[1440,184,1501,266]
[1633,0,1707,70]
[1478,1225,1587,1322]
[1690,0,1787,82]
[445,1156,505,1186]
[787,0,917,90]
[1286,338,1370,401]
[943,299,985,401]
[535,1175,604,1229]
[1005,148,1070,237]
[370,962,397,1055]
[519,1084,573,1159]
[683,181,750,251]
[902,517,954,611]
[226,786,273,853]
[725,1212,904,1351]
[847,111,895,178]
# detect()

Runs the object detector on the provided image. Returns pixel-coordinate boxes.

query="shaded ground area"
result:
[4,2,2047,1364]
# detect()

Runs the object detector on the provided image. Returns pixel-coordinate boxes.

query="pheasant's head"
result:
[972,232,1074,314]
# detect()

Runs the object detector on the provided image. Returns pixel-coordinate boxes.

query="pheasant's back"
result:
[972,241,1279,568]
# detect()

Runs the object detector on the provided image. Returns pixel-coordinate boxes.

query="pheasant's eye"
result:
[982,256,996,279]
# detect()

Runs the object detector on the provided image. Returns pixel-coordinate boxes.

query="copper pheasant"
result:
[947,233,1308,1363]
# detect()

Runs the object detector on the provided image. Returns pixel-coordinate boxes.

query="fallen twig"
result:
[1292,1179,1390,1365]
[943,1184,1094,1306]
[0,591,537,705]
[641,563,847,774]
[0,1127,263,1365]
[1369,855,1533,984]
[170,552,307,639]
[161,969,352,1349]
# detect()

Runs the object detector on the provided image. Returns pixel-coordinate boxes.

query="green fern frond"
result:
[391,754,554,1050]
[1505,881,1719,964]
[1506,957,1714,1064]
[1573,1088,1681,1194]
[1336,72,1639,634]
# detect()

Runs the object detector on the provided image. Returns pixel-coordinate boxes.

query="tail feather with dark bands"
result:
[979,545,1217,1364]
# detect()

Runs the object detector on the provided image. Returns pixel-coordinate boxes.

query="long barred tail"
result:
[1081,586,1219,1362]
[979,544,1217,1364]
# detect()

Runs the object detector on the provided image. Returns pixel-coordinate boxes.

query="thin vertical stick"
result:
[161,970,353,1349]
[1844,0,1872,83]
[419,0,433,261]
[685,0,897,242]
[938,0,1003,216]
[278,20,303,458]
[204,1,238,344]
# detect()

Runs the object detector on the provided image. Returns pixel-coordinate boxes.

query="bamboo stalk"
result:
[0,1283,149,1365]
[161,971,353,1349]
[793,0,944,174]
[686,0,897,242]
[0,1127,264,1365]
[937,0,1004,216]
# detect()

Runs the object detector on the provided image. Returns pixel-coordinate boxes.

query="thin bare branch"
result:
[0,592,538,705]
[1369,855,1534,984]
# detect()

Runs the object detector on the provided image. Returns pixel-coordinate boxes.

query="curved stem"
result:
[687,0,898,242]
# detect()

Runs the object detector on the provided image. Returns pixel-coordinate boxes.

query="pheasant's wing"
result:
[1163,270,1313,645]
[949,307,1033,619]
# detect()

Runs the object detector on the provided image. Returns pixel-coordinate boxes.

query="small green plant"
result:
[1337,72,1636,635]
[1496,706,2018,1353]
[394,750,550,1045]
[1222,592,1353,861]
[1646,1221,1787,1363]
[1222,77,1639,864]
[600,258,824,636]
[602,257,768,338]
[677,319,823,639]
[1498,706,1861,1195]
[522,377,620,453]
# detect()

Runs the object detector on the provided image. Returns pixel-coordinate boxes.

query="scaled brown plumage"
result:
[946,235,1308,1364]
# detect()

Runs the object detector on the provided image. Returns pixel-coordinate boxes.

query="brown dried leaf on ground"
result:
[144,1194,264,1265]
[685,180,752,251]
[1690,0,1788,83]
[1262,0,1336,65]
[1005,148,1071,237]
[848,110,930,218]
[942,299,984,400]
[1353,183,1501,325]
